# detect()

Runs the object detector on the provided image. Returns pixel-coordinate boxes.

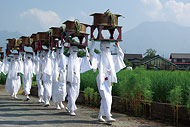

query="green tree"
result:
[143,48,157,59]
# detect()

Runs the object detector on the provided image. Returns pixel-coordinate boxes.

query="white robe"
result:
[5,59,23,96]
[42,52,53,105]
[66,47,91,112]
[91,41,126,117]
[22,58,33,95]
[34,54,44,98]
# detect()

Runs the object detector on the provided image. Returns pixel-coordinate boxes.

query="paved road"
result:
[0,85,172,127]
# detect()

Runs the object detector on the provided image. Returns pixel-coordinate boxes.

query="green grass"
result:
[80,66,190,106]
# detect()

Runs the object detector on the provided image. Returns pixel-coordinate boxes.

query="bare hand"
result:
[115,42,119,47]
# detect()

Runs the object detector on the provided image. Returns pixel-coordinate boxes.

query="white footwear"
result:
[14,94,18,99]
[44,102,50,107]
[59,102,65,109]
[65,107,70,113]
[106,116,116,122]
[70,111,76,116]
[38,97,44,103]
[56,103,61,110]
[11,93,14,98]
[25,95,30,101]
[98,115,105,122]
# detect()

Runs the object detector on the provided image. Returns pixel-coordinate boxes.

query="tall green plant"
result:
[169,85,183,125]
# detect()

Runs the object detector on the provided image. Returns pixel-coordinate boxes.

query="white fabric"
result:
[90,41,126,117]
[22,57,34,95]
[36,74,44,97]
[1,57,9,75]
[52,49,67,104]
[34,52,44,98]
[42,51,53,105]
[43,50,53,76]
[66,46,91,112]
[5,58,23,96]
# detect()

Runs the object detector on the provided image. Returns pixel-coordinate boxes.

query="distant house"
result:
[143,55,177,70]
[170,53,190,70]
[124,54,143,68]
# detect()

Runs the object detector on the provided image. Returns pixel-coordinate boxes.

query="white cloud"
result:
[141,0,190,26]
[20,8,62,29]
[80,11,89,18]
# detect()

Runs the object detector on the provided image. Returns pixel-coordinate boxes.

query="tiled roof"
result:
[124,54,143,60]
[170,53,190,59]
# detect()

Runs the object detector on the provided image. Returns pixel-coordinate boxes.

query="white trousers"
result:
[36,74,44,97]
[97,76,112,117]
[22,76,32,95]
[42,74,52,104]
[6,77,21,96]
[67,82,80,112]
[52,82,67,104]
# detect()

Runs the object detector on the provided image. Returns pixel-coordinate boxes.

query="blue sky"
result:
[0,0,190,35]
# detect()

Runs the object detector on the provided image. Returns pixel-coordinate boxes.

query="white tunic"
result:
[22,58,34,95]
[6,58,23,96]
[66,46,91,112]
[91,41,126,117]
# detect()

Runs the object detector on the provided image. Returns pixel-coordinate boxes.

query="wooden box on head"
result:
[63,20,89,49]
[90,9,123,42]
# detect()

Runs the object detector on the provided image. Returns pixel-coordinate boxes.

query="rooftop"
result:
[170,53,190,59]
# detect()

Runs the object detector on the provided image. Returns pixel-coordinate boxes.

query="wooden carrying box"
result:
[49,27,61,37]
[31,34,37,42]
[7,39,15,47]
[63,20,89,34]
[20,36,29,45]
[0,47,3,52]
[37,32,49,41]
[90,13,121,26]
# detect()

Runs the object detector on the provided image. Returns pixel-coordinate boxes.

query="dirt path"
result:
[0,85,173,127]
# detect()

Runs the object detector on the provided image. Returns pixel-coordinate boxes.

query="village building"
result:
[124,54,143,68]
[143,55,177,70]
[170,53,190,70]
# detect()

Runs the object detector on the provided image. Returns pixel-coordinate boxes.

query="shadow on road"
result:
[0,120,113,126]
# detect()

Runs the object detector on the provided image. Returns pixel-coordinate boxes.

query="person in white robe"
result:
[42,50,53,107]
[0,56,9,77]
[5,54,23,99]
[51,49,66,110]
[34,52,44,103]
[90,41,126,122]
[66,46,91,116]
[22,53,34,101]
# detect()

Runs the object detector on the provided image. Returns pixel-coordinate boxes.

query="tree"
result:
[143,48,157,59]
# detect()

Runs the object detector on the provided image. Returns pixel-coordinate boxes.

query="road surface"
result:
[0,85,172,127]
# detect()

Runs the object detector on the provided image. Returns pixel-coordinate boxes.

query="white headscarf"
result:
[99,42,117,89]
[67,46,80,83]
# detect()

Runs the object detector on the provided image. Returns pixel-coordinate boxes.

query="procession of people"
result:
[0,41,125,122]
[0,9,126,123]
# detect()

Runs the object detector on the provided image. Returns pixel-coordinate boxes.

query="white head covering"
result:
[69,46,78,57]
[99,41,117,90]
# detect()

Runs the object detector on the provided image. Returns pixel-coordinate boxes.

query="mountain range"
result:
[121,21,190,58]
